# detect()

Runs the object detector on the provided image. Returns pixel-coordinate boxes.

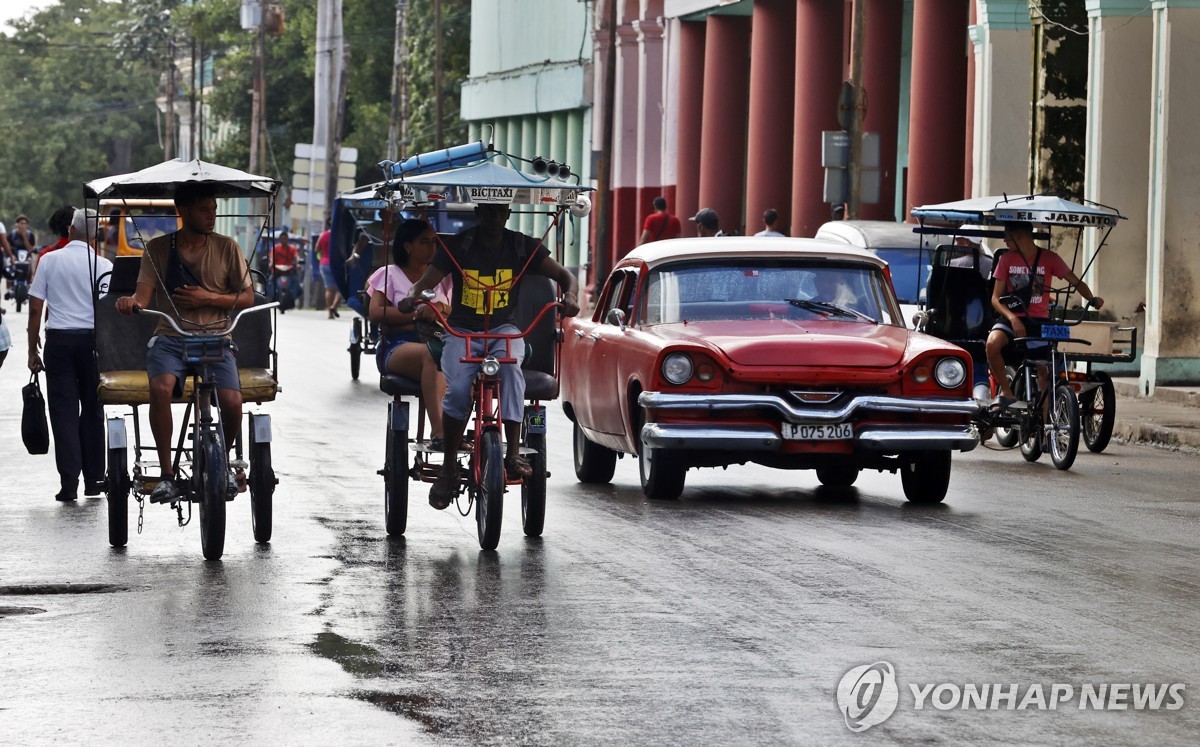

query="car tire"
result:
[573,420,617,485]
[636,411,686,500]
[816,467,859,487]
[900,450,951,503]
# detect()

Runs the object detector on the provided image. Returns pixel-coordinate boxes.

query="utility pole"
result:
[592,0,617,300]
[249,0,266,172]
[387,1,407,161]
[434,0,443,149]
[165,39,176,160]
[847,0,867,219]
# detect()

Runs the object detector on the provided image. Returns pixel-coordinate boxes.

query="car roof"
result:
[619,237,889,271]
[813,220,933,249]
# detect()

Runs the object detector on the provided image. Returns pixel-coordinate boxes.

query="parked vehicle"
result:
[815,220,993,328]
[563,238,980,504]
[98,198,181,257]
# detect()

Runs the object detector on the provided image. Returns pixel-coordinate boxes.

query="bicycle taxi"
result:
[86,159,282,560]
[371,146,590,550]
[911,194,1133,469]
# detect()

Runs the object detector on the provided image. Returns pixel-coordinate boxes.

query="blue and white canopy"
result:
[383,159,591,208]
[912,194,1124,228]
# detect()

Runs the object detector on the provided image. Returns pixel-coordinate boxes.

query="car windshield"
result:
[641,258,901,326]
[126,215,179,249]
[873,247,931,305]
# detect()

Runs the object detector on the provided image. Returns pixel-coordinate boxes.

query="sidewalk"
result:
[1111,377,1200,452]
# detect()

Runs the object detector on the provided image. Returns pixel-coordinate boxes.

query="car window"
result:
[126,215,180,250]
[597,270,634,324]
[873,247,932,306]
[641,259,902,326]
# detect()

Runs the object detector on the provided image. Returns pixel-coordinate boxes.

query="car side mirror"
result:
[607,308,627,330]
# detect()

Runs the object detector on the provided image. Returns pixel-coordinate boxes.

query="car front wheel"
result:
[900,450,951,504]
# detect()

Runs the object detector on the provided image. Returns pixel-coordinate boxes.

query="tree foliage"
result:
[0,0,162,233]
[404,0,471,157]
[0,0,472,231]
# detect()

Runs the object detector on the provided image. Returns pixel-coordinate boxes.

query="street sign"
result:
[822,130,881,204]
[294,143,359,163]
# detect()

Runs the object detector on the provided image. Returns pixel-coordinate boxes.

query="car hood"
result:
[652,320,909,368]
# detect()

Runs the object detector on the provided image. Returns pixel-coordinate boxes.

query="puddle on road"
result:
[351,691,443,731]
[0,583,130,595]
[308,629,385,676]
[309,629,445,733]
[0,606,46,617]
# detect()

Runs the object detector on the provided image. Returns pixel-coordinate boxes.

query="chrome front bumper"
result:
[637,391,980,453]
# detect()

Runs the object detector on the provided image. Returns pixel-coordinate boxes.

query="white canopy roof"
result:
[912,194,1124,228]
[85,159,280,200]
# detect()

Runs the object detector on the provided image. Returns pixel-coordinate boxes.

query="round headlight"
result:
[481,357,502,377]
[934,357,967,389]
[662,353,694,385]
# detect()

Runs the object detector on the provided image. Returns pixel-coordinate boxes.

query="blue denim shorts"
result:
[146,335,241,398]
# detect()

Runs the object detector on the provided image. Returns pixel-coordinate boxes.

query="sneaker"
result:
[150,478,182,504]
[430,436,446,452]
[428,462,461,510]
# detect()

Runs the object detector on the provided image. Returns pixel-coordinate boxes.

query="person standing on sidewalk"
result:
[638,196,682,245]
[26,208,113,501]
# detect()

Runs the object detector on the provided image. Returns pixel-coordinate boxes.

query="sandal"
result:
[505,454,533,480]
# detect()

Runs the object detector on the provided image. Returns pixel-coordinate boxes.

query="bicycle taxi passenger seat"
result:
[96,255,279,405]
[378,274,560,401]
[922,244,992,341]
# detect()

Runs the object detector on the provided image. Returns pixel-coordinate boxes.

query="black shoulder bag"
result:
[22,372,50,455]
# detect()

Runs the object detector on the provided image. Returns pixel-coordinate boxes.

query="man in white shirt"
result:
[754,208,786,237]
[27,208,113,502]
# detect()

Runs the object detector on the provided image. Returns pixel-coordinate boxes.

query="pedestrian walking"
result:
[754,208,786,237]
[316,218,342,318]
[639,196,682,244]
[0,308,11,370]
[26,208,113,501]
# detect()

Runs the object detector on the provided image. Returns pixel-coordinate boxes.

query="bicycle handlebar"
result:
[133,302,279,337]
[408,297,563,342]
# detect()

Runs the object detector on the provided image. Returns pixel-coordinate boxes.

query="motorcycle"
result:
[269,263,300,313]
[4,247,33,312]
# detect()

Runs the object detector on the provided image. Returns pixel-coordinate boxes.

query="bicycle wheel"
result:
[248,415,274,544]
[106,446,129,548]
[475,429,504,551]
[1081,371,1116,453]
[384,407,409,536]
[521,431,547,537]
[197,426,228,561]
[993,366,1020,447]
[350,318,363,380]
[1048,382,1081,470]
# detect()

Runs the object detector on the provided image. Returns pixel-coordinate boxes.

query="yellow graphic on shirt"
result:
[461,269,514,313]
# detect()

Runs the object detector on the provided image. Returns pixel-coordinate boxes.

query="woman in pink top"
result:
[367,219,454,445]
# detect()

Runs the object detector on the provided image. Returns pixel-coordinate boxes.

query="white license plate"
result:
[783,423,853,441]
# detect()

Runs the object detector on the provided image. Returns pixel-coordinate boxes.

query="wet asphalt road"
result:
[2,308,1199,745]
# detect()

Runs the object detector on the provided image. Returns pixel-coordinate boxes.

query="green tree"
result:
[0,0,162,232]
[404,0,471,157]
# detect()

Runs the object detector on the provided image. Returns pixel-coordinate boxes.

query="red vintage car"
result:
[562,238,980,502]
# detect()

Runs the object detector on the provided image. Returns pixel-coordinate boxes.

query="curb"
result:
[1111,381,1200,451]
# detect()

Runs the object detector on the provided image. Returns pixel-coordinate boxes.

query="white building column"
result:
[1142,0,1200,391]
[971,0,1034,196]
[1083,1,1153,337]
[634,16,665,202]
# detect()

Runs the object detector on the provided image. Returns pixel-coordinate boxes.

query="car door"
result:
[587,269,639,437]
[564,270,629,433]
